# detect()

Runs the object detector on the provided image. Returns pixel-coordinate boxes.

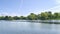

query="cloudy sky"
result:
[0,0,60,16]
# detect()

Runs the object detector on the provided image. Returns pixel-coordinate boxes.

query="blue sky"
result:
[0,0,60,16]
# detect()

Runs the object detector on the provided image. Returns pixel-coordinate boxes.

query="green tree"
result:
[47,11,52,19]
[4,16,9,20]
[27,13,38,20]
[54,13,58,18]
[20,16,26,20]
[37,14,41,20]
[40,12,48,20]
[0,16,5,20]
[13,16,20,20]
[8,16,14,20]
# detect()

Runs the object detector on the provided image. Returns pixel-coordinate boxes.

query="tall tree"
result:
[27,13,38,20]
[13,16,20,20]
[20,16,26,20]
[40,12,48,20]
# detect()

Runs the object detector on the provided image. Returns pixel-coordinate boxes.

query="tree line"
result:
[0,11,60,20]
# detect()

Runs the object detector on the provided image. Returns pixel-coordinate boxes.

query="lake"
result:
[0,20,60,34]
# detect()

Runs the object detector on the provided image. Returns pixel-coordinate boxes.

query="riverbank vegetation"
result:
[0,11,60,20]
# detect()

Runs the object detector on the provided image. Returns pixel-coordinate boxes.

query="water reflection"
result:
[0,20,60,34]
[27,20,60,24]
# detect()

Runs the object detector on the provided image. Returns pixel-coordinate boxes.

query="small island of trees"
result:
[0,11,60,20]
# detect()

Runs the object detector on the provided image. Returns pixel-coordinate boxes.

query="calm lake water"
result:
[0,20,60,34]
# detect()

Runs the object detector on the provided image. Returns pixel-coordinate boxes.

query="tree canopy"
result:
[0,11,60,20]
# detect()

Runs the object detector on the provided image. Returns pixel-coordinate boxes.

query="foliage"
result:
[27,13,38,20]
[0,11,60,20]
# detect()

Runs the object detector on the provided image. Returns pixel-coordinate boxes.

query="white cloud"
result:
[25,5,60,15]
[0,12,20,16]
[44,5,60,11]
[30,5,60,14]
[54,0,60,4]
[36,0,60,14]
[38,0,60,13]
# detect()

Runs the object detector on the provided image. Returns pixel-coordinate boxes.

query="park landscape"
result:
[0,0,60,34]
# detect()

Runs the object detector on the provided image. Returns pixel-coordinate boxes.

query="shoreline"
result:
[0,20,60,24]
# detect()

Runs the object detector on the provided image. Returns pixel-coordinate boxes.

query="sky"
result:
[0,0,60,16]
